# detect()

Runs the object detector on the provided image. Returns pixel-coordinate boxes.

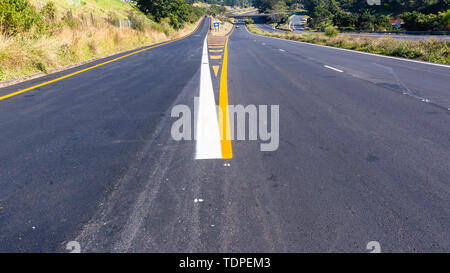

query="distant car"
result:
[236,26,239,28]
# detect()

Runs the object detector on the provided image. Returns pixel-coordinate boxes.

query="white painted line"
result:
[195,36,222,160]
[245,25,450,68]
[324,65,344,73]
[279,49,286,52]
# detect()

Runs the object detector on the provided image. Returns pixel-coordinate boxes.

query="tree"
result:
[400,10,448,31]
[333,10,358,29]
[0,0,42,35]
[253,0,279,13]
[136,0,202,29]
[357,10,376,31]
[309,5,333,30]
[137,0,188,22]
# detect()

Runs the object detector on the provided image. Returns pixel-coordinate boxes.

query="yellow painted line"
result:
[210,55,222,60]
[209,50,223,53]
[208,43,224,46]
[0,18,204,102]
[218,37,232,159]
[212,66,219,77]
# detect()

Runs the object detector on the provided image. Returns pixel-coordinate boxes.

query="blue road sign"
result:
[214,22,220,28]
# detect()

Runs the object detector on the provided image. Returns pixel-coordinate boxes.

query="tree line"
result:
[136,0,206,29]
[196,0,253,8]
[251,0,450,31]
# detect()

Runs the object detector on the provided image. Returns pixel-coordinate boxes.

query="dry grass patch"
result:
[0,17,202,82]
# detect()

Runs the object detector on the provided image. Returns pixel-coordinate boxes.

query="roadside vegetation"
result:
[253,0,291,28]
[0,0,205,83]
[303,0,450,32]
[253,1,450,32]
[246,23,450,64]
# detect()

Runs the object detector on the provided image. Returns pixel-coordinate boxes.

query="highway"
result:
[255,22,286,33]
[0,17,449,253]
[290,14,308,33]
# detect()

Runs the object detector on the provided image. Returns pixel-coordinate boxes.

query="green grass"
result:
[29,0,138,19]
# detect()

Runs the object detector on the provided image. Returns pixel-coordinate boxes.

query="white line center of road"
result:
[279,49,286,52]
[195,36,222,159]
[324,65,344,73]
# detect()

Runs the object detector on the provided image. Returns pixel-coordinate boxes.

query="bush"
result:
[391,44,422,59]
[309,5,333,31]
[208,4,227,17]
[401,11,448,31]
[375,15,392,31]
[190,6,206,23]
[41,1,56,22]
[128,11,147,31]
[0,0,42,36]
[151,22,170,36]
[325,25,339,37]
[136,0,204,29]
[244,18,254,24]
[357,10,376,31]
[62,9,79,28]
[442,9,450,30]
[107,12,120,27]
[169,14,184,30]
[333,10,358,29]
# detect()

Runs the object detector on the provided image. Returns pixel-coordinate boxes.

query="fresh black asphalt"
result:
[0,18,449,252]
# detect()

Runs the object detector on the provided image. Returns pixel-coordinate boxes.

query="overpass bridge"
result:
[226,13,273,19]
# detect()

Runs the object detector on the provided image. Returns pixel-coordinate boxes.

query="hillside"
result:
[0,0,205,83]
[28,0,139,19]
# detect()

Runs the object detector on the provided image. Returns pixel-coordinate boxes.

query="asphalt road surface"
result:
[255,23,286,33]
[0,18,449,252]
[290,15,308,33]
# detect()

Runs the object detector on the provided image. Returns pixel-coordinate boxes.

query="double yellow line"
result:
[0,18,205,102]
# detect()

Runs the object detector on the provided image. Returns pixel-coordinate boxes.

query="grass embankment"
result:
[0,0,203,83]
[247,24,450,64]
[29,0,137,19]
